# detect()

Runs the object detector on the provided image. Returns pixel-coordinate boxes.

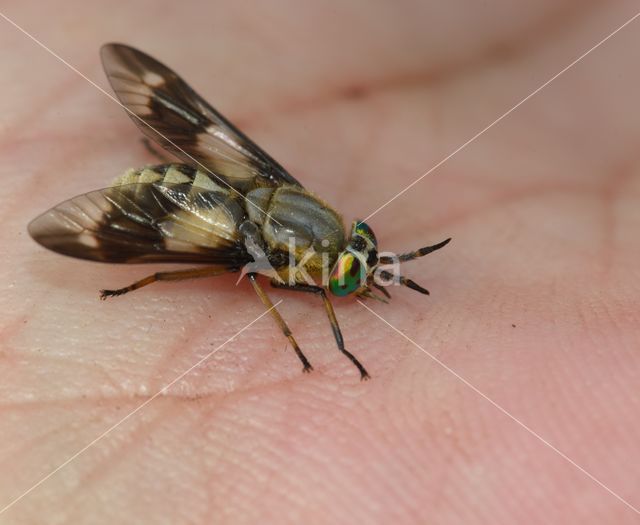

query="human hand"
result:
[1,1,639,523]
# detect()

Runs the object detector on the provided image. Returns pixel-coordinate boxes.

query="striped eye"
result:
[354,221,377,247]
[329,251,366,296]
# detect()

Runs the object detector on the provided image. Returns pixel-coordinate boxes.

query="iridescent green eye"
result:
[329,252,366,296]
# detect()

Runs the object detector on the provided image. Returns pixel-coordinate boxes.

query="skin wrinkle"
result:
[145,323,223,393]
[0,0,601,220]
[1,415,77,472]
[598,155,640,275]
[5,296,371,406]
[67,405,170,497]
[230,0,601,128]
[68,419,205,524]
[3,0,640,523]
[0,355,367,414]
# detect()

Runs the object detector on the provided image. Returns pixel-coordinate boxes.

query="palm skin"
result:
[1,1,639,524]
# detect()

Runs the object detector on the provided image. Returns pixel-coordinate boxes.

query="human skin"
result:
[1,1,639,523]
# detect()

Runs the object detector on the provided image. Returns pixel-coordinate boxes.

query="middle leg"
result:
[247,273,313,374]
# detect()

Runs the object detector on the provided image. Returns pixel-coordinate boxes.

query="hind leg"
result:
[100,267,229,299]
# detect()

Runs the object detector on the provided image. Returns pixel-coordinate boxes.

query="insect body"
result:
[28,44,451,379]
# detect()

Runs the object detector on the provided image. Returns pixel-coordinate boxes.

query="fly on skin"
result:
[28,43,451,380]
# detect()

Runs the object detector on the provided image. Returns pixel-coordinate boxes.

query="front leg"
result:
[270,281,370,380]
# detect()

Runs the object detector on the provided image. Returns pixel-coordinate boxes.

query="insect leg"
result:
[270,281,370,380]
[247,273,313,374]
[99,266,229,299]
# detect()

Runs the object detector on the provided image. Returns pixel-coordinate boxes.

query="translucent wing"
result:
[101,43,302,192]
[28,182,251,265]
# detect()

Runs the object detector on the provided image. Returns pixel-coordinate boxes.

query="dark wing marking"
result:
[28,183,252,265]
[100,43,302,192]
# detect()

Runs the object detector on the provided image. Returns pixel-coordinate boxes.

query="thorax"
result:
[245,185,346,276]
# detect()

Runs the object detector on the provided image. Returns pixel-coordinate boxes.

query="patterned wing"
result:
[28,180,251,265]
[101,43,302,193]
